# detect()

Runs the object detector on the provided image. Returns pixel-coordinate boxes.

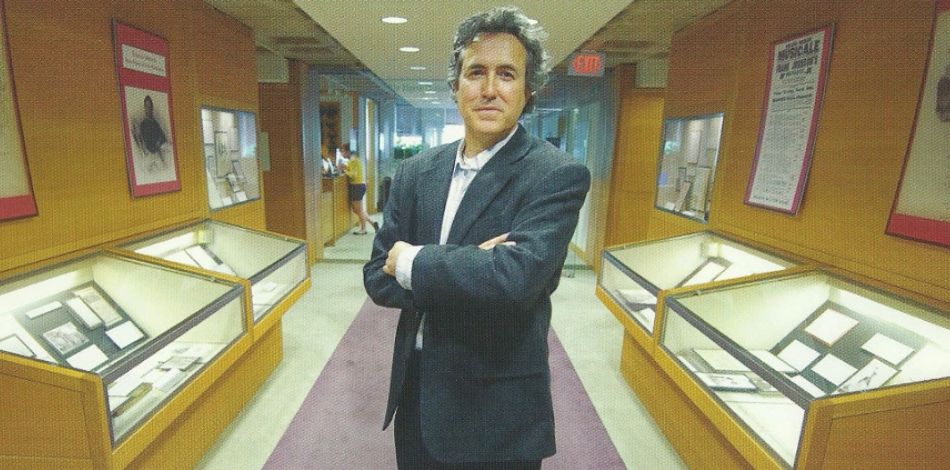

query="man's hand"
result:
[383,241,411,277]
[478,232,516,250]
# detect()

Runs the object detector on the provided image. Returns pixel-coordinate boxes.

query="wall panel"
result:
[0,0,263,274]
[652,0,948,305]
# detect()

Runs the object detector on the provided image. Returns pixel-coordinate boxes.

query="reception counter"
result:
[321,176,354,245]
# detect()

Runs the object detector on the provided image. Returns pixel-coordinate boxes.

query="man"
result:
[136,95,168,171]
[338,144,379,234]
[363,6,591,469]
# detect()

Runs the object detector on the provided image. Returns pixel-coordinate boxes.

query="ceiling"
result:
[203,0,732,108]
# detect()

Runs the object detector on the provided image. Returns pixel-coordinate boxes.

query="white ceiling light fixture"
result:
[409,66,426,71]
[399,46,420,52]
[381,16,408,24]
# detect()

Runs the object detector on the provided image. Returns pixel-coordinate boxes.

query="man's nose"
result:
[481,74,498,97]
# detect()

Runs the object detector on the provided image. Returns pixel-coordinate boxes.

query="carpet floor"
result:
[262,299,625,469]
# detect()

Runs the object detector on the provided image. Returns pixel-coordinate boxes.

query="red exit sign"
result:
[568,51,605,77]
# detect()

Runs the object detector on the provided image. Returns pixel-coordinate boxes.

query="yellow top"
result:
[343,156,363,185]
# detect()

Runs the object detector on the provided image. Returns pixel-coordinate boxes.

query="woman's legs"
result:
[350,200,377,233]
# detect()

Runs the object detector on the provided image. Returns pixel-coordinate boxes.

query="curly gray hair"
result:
[447,5,550,114]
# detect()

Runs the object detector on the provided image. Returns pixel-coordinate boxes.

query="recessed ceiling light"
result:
[424,90,436,94]
[418,81,434,85]
[409,66,427,70]
[381,16,408,24]
[399,46,420,53]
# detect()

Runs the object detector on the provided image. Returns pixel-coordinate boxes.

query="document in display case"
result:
[654,113,724,222]
[0,250,247,451]
[657,268,950,469]
[118,219,309,327]
[598,231,802,339]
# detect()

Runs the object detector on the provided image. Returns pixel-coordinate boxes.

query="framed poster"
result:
[745,25,834,214]
[200,106,260,211]
[0,2,37,220]
[887,0,950,246]
[113,21,180,197]
[654,113,724,223]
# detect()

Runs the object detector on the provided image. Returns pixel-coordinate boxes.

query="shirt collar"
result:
[455,125,519,171]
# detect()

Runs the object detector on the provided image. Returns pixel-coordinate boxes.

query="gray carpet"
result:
[262,299,626,469]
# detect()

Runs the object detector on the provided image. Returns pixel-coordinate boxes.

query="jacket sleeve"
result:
[363,162,415,310]
[411,160,591,315]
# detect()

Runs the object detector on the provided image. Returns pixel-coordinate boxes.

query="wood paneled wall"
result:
[611,0,949,306]
[0,0,263,275]
[605,65,665,250]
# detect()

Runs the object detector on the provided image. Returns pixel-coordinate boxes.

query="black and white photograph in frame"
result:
[42,322,89,356]
[124,86,176,186]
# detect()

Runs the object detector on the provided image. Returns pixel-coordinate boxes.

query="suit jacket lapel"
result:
[418,145,457,244]
[447,127,532,244]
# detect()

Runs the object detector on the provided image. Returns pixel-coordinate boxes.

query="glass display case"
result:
[599,231,801,337]
[201,106,261,211]
[118,219,309,324]
[0,250,247,446]
[654,113,724,222]
[658,269,950,469]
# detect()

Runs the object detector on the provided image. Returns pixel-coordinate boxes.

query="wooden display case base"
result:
[125,322,283,470]
[619,332,753,470]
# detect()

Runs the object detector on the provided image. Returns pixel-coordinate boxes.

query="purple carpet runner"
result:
[263,299,625,469]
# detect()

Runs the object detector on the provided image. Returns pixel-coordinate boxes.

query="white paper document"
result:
[811,354,857,386]
[696,372,757,391]
[74,287,123,326]
[184,245,219,270]
[0,334,33,357]
[65,297,103,329]
[153,368,186,392]
[890,344,950,385]
[694,349,752,372]
[804,308,858,346]
[682,261,728,287]
[835,358,897,394]
[677,355,699,372]
[67,345,109,371]
[617,287,657,305]
[791,375,826,398]
[777,340,820,371]
[160,355,200,371]
[106,321,145,349]
[109,375,145,397]
[26,301,62,319]
[635,308,657,328]
[166,250,201,268]
[751,350,798,373]
[861,333,914,366]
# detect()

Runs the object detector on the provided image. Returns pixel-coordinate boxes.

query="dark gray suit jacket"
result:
[363,125,591,463]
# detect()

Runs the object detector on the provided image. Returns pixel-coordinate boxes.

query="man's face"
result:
[454,32,530,150]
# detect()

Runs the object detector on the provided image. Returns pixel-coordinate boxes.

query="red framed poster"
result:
[745,25,834,214]
[114,21,180,197]
[887,1,950,247]
[0,1,38,220]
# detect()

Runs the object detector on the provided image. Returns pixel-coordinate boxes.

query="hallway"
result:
[193,222,687,469]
